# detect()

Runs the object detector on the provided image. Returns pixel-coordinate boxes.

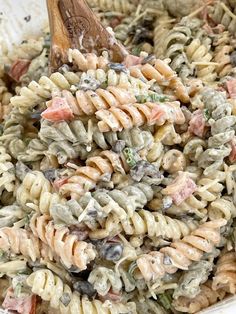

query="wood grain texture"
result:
[47,0,128,72]
[47,0,71,72]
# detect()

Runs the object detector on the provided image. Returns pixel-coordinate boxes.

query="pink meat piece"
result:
[162,173,197,205]
[188,109,206,138]
[123,54,143,68]
[229,138,236,163]
[42,97,74,122]
[8,59,31,82]
[226,79,236,99]
[2,289,36,314]
[53,177,68,190]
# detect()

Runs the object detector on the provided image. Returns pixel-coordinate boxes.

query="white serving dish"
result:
[0,0,236,313]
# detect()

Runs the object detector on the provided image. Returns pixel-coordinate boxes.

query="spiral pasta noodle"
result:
[195,175,224,203]
[208,197,236,221]
[173,281,225,313]
[68,48,109,71]
[213,31,234,77]
[59,86,137,116]
[30,213,96,270]
[157,18,199,80]
[198,88,236,176]
[16,170,62,213]
[186,37,217,82]
[40,118,153,154]
[83,68,150,91]
[129,58,190,103]
[87,0,135,14]
[209,1,236,34]
[60,150,129,198]
[88,267,122,296]
[0,147,16,197]
[27,269,137,313]
[50,182,154,234]
[93,209,198,240]
[96,101,185,132]
[10,71,80,113]
[212,251,236,294]
[0,227,54,262]
[148,192,208,218]
[136,219,226,281]
[0,204,24,228]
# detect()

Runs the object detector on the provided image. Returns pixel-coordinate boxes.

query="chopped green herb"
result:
[136,93,168,104]
[203,109,211,120]
[135,95,148,103]
[149,93,168,103]
[123,148,137,168]
[0,249,7,262]
[14,283,22,298]
[131,46,142,56]
[158,292,173,310]
[100,79,108,89]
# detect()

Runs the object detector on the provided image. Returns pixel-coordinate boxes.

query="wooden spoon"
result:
[47,0,128,72]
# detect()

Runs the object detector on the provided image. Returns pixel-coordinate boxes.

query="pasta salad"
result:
[0,0,236,313]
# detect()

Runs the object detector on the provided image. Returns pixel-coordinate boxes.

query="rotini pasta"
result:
[44,86,137,117]
[198,88,236,176]
[27,269,137,313]
[87,0,135,14]
[136,219,226,281]
[173,281,225,313]
[209,1,236,34]
[0,227,54,262]
[90,209,198,240]
[59,150,130,198]
[212,250,236,293]
[129,58,190,103]
[50,181,154,231]
[186,37,217,82]
[96,101,185,132]
[30,213,96,270]
[213,31,234,77]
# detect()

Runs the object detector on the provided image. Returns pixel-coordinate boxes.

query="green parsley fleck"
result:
[14,283,22,298]
[136,93,168,103]
[158,292,173,310]
[123,148,137,168]
[203,109,211,120]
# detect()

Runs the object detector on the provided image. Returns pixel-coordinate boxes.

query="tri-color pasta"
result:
[1,1,236,314]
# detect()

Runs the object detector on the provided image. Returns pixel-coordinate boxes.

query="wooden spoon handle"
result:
[59,0,128,60]
[47,0,128,72]
[47,0,71,72]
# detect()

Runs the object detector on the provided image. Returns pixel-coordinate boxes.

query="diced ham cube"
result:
[226,79,236,99]
[229,138,236,163]
[8,59,31,82]
[99,289,122,303]
[123,55,143,68]
[2,289,36,314]
[188,109,206,138]
[162,172,197,205]
[53,177,68,190]
[42,97,74,122]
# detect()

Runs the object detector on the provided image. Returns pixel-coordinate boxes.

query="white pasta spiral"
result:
[87,0,135,14]
[208,198,236,221]
[95,210,198,240]
[26,269,137,314]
